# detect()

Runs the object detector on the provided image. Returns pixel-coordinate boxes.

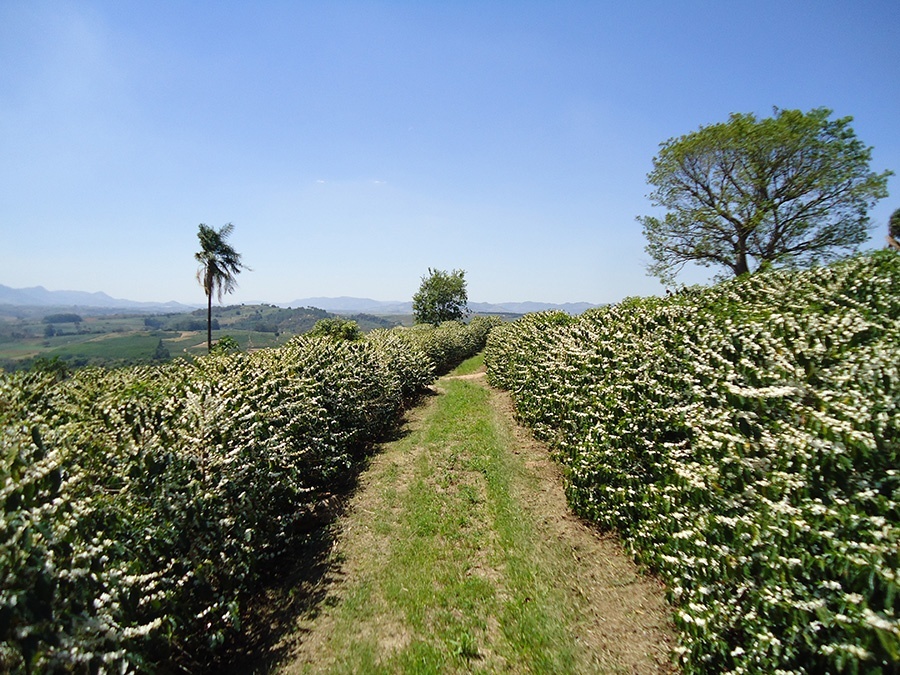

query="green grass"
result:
[286,355,597,674]
[0,331,185,364]
[0,328,292,369]
[448,351,484,376]
[51,333,170,359]
[0,304,336,369]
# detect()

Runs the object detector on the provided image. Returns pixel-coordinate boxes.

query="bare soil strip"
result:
[274,368,677,673]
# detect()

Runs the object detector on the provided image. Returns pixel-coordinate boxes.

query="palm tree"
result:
[195,223,248,352]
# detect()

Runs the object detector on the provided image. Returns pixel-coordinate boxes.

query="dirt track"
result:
[271,369,677,673]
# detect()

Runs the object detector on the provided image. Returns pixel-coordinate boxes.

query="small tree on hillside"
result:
[412,268,468,325]
[638,107,892,284]
[152,339,171,361]
[195,223,249,352]
[210,335,241,354]
[308,318,362,341]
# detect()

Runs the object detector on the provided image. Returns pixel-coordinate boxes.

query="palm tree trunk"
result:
[207,285,213,352]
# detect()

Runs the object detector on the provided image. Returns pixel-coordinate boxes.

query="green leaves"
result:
[412,268,469,325]
[0,319,498,672]
[639,107,893,284]
[486,252,900,673]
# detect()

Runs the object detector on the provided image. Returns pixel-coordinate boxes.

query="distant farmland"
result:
[0,304,402,370]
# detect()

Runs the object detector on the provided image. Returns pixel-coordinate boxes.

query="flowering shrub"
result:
[1,320,496,673]
[485,252,900,673]
[405,317,503,375]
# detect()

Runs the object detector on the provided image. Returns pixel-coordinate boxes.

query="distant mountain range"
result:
[0,285,600,316]
[0,285,196,312]
[283,297,600,315]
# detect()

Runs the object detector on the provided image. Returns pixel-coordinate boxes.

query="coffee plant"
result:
[485,252,900,673]
[1,319,498,673]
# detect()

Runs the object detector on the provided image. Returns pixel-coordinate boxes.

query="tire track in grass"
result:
[278,360,677,674]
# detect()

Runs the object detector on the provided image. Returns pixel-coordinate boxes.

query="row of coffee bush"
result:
[0,317,500,673]
[485,252,899,673]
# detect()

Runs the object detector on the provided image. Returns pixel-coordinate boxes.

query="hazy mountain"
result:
[286,297,600,315]
[0,284,196,312]
[282,297,414,314]
[0,285,599,316]
[468,301,599,315]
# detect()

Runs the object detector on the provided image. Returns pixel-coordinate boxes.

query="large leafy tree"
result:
[638,107,892,284]
[412,268,468,325]
[195,223,248,351]
[889,208,900,247]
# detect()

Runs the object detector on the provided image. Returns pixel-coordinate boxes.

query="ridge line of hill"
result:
[0,285,601,315]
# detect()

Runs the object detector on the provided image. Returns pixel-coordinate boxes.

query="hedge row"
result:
[485,252,900,673]
[0,317,499,673]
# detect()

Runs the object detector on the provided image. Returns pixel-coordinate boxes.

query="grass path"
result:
[276,355,676,674]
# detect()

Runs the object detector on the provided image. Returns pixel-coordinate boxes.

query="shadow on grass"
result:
[210,390,436,674]
[215,521,339,674]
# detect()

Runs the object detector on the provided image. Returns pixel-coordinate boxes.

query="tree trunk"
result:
[207,288,213,352]
[733,235,750,276]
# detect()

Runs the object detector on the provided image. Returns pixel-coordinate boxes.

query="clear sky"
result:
[2,1,898,306]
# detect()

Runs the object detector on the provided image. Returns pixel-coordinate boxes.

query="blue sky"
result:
[2,1,898,306]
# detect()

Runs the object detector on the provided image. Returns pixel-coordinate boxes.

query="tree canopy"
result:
[42,313,82,324]
[412,268,468,325]
[890,208,900,242]
[638,107,892,284]
[307,318,362,341]
[195,223,248,352]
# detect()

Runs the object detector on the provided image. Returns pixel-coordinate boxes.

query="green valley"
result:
[0,304,403,370]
